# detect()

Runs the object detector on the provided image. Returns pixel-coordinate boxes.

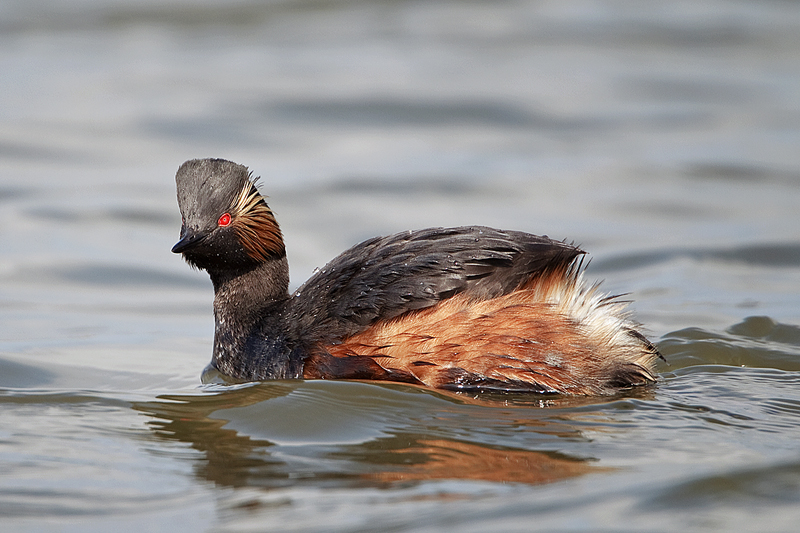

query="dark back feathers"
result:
[285,226,583,345]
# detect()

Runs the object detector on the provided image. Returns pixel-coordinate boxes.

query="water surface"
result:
[1,0,800,531]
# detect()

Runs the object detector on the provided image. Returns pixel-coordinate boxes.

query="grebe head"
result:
[171,158,285,272]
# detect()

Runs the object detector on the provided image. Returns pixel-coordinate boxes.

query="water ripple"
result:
[592,242,800,272]
[660,316,800,371]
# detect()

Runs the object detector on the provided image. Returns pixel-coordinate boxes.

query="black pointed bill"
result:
[171,227,207,254]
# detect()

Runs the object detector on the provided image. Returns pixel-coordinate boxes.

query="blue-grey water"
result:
[2,1,800,531]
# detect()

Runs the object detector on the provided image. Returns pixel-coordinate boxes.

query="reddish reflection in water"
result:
[136,382,605,490]
[369,439,600,486]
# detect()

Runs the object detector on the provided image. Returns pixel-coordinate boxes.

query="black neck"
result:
[208,257,290,378]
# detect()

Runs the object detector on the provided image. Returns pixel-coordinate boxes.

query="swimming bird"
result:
[171,158,660,395]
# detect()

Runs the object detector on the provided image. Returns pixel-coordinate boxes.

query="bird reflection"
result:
[366,439,599,485]
[134,381,623,491]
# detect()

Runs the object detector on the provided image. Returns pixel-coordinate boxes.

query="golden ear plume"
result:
[231,179,285,260]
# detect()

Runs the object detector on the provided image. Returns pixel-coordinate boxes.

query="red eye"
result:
[218,213,232,227]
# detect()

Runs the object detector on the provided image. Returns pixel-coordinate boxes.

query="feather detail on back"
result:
[288,226,583,345]
[307,259,659,395]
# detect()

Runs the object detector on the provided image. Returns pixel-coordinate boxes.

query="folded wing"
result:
[286,226,583,345]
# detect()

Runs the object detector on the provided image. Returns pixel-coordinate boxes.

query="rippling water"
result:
[2,0,800,531]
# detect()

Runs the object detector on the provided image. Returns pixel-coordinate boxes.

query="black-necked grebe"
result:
[172,158,660,395]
